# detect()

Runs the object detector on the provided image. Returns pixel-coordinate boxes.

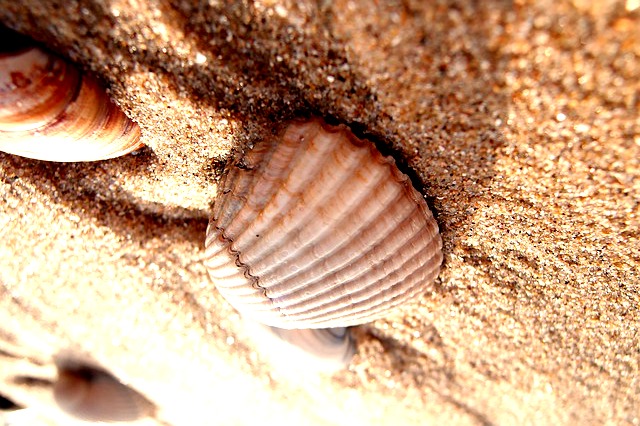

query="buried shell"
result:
[243,319,356,372]
[204,119,443,329]
[0,27,143,162]
[268,327,355,365]
[53,364,155,422]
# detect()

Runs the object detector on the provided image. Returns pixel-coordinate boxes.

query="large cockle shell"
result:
[53,364,155,422]
[204,119,443,329]
[0,28,143,162]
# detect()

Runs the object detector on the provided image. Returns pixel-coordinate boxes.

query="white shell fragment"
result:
[53,365,155,422]
[0,27,143,162]
[204,118,443,329]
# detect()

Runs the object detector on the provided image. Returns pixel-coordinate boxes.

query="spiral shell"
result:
[0,27,142,162]
[53,365,154,422]
[204,119,443,329]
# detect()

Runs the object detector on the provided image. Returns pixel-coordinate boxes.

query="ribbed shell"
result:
[0,30,142,162]
[204,119,443,329]
[53,366,154,422]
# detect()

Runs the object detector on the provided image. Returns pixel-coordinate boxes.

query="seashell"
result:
[0,27,143,162]
[268,326,356,366]
[204,118,443,329]
[53,364,155,422]
[242,319,356,373]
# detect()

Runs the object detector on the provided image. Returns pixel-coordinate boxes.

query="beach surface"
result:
[0,1,638,425]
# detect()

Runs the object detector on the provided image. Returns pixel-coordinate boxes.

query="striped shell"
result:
[267,326,355,366]
[243,321,356,373]
[204,119,443,329]
[53,365,154,422]
[0,27,142,162]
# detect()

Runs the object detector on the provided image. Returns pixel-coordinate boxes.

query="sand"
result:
[0,0,638,425]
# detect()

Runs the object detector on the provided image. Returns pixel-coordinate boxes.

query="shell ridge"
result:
[268,196,429,300]
[219,124,319,241]
[256,177,407,287]
[213,138,286,231]
[273,233,442,323]
[211,166,240,223]
[273,210,439,314]
[224,123,325,248]
[262,190,417,299]
[343,235,443,305]
[303,284,423,327]
[288,251,443,327]
[215,225,270,301]
[232,128,359,262]
[239,132,372,267]
[252,149,393,279]
[290,241,443,325]
[211,168,251,228]
[204,228,228,254]
[212,133,363,322]
[359,132,436,226]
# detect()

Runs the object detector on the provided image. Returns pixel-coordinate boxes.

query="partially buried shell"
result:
[0,26,143,162]
[53,364,155,422]
[242,319,356,372]
[268,326,356,367]
[204,118,443,329]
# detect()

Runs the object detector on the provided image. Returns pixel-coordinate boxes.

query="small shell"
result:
[204,118,443,329]
[268,326,356,366]
[0,28,143,162]
[242,320,355,373]
[53,365,154,422]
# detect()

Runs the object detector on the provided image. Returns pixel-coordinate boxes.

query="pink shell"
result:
[204,119,443,329]
[0,29,143,162]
